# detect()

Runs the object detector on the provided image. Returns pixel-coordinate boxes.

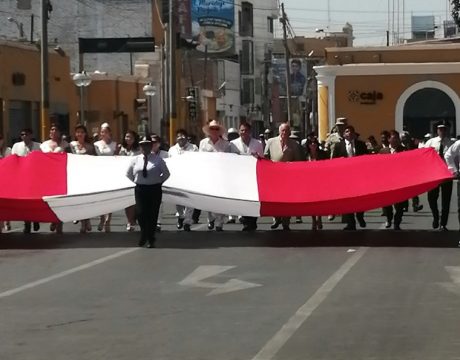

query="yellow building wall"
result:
[0,43,78,141]
[85,79,144,141]
[334,73,460,139]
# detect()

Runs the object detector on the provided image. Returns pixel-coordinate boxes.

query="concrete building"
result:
[0,0,153,74]
[314,43,460,142]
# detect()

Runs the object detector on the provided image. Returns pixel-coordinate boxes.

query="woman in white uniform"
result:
[94,123,119,232]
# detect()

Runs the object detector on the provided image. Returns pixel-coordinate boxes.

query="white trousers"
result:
[176,205,194,225]
[208,212,225,228]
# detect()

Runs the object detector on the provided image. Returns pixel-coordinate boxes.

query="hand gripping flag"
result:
[0,148,453,222]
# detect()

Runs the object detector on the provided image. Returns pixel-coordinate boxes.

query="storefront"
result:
[315,44,460,141]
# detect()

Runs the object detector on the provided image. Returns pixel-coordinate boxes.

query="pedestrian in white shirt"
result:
[425,122,454,231]
[230,122,264,231]
[40,123,69,153]
[94,123,119,232]
[168,129,198,232]
[40,123,69,234]
[444,138,460,230]
[11,128,41,234]
[199,120,231,231]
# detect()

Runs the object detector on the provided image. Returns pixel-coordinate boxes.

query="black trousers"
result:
[384,200,407,227]
[344,212,364,228]
[242,216,258,229]
[428,180,453,227]
[135,184,162,242]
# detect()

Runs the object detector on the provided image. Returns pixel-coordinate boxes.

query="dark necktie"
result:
[439,143,444,158]
[142,155,148,178]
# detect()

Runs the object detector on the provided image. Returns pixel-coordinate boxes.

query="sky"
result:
[280,0,453,46]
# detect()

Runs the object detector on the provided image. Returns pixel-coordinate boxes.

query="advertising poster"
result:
[272,56,307,97]
[191,0,235,54]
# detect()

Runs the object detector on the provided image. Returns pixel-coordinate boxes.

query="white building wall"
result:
[0,0,152,74]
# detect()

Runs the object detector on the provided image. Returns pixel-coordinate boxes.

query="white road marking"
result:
[179,265,262,296]
[251,247,368,360]
[440,266,460,296]
[0,248,139,299]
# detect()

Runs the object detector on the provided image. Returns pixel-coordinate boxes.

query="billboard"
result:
[191,0,235,54]
[272,56,307,97]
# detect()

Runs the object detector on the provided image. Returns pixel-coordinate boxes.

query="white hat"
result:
[139,136,152,144]
[335,117,347,125]
[227,127,238,134]
[424,133,432,138]
[202,120,226,136]
[100,122,110,129]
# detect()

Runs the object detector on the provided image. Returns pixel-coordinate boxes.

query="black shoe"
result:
[358,219,366,228]
[226,219,236,224]
[242,225,257,232]
[138,237,147,247]
[432,219,439,229]
[207,220,215,230]
[23,223,31,234]
[177,218,184,230]
[147,239,156,248]
[156,225,162,232]
[183,224,191,232]
[343,225,356,230]
[282,225,291,231]
[385,221,392,229]
[413,205,423,212]
[394,225,401,231]
[270,219,281,229]
[216,226,223,232]
[439,226,448,231]
[33,222,40,232]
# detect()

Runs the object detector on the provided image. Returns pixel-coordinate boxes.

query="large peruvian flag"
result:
[0,149,453,222]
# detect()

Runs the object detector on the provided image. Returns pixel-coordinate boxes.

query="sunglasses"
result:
[20,133,28,136]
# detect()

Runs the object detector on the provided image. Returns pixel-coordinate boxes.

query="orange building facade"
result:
[0,41,151,144]
[315,44,460,141]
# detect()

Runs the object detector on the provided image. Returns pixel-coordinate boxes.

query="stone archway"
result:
[395,81,460,139]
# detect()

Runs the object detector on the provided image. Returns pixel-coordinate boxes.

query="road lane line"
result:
[0,248,139,299]
[251,247,369,360]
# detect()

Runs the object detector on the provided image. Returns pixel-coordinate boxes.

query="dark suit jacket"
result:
[331,139,368,159]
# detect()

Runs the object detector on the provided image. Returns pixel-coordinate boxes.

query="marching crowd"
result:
[1,115,460,247]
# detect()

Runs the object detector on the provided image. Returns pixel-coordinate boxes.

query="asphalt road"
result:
[1,193,460,360]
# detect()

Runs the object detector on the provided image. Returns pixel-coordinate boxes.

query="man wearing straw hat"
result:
[199,120,231,232]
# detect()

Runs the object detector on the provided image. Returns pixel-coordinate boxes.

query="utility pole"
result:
[168,0,177,146]
[40,0,50,141]
[280,3,292,125]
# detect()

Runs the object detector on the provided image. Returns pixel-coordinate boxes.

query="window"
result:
[240,40,254,75]
[267,17,274,33]
[241,78,254,105]
[239,2,253,36]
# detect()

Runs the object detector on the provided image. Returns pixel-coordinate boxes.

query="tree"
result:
[452,0,460,27]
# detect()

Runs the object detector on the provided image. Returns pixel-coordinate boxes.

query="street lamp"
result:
[72,71,92,126]
[8,17,25,39]
[143,83,157,134]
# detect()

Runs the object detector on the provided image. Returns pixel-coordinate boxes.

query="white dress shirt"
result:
[94,140,117,156]
[345,139,355,157]
[11,141,41,157]
[126,153,170,185]
[168,142,198,157]
[40,139,69,153]
[199,137,231,153]
[444,140,460,174]
[230,137,264,156]
[424,136,454,157]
